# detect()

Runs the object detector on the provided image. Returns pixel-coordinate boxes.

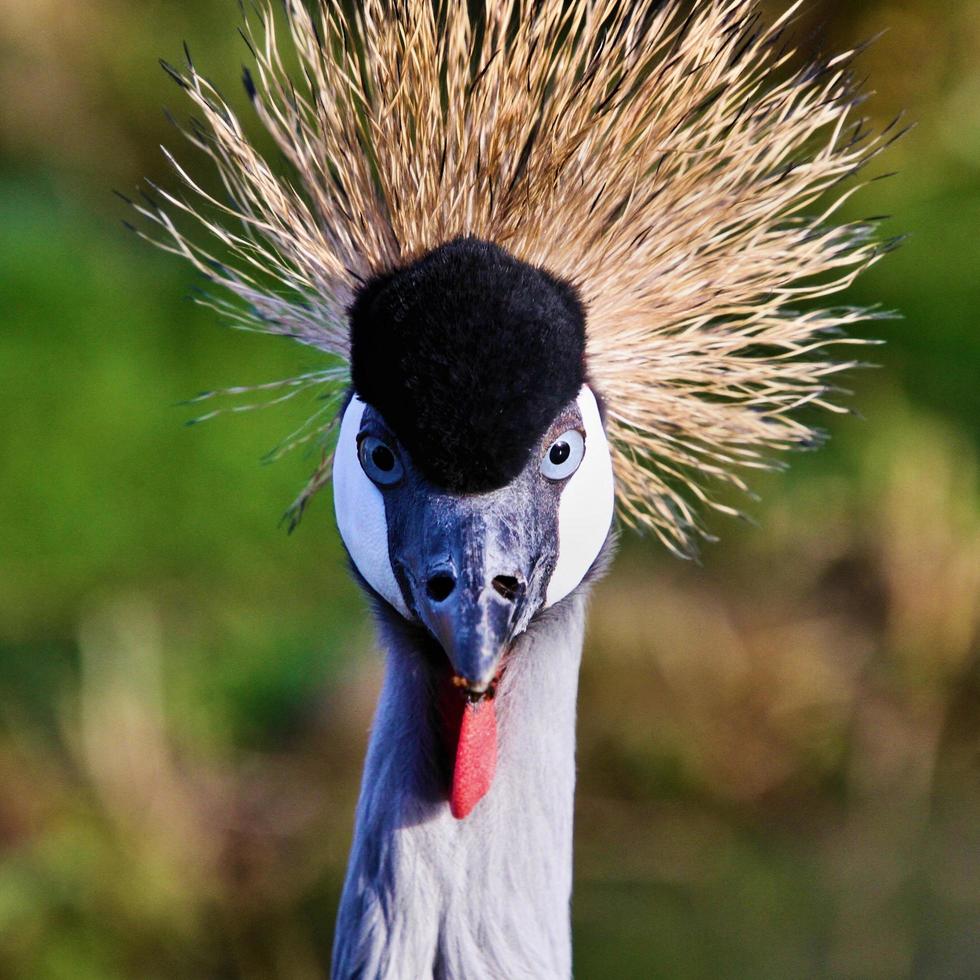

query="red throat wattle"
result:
[437,675,498,819]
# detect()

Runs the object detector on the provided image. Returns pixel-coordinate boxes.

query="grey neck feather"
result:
[332,590,588,979]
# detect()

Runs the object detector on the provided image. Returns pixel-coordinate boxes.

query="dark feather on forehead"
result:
[349,237,587,493]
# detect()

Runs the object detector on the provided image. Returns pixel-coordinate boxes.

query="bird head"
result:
[138,0,893,819]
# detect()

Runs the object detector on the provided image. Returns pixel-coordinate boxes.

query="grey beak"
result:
[419,569,519,691]
[399,503,528,690]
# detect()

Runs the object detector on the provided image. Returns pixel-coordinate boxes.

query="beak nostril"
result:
[426,572,456,603]
[491,575,522,602]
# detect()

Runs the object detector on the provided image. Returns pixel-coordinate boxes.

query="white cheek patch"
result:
[545,385,616,608]
[332,396,411,618]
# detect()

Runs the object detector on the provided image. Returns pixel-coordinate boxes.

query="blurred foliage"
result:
[0,0,978,977]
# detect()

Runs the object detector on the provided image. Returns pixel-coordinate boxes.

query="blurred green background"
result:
[1,1,978,977]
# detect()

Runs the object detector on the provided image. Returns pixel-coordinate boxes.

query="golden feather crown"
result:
[135,0,897,556]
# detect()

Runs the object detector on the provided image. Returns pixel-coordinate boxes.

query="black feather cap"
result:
[349,237,587,493]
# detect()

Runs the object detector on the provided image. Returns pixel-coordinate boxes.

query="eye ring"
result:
[358,434,404,487]
[540,429,585,481]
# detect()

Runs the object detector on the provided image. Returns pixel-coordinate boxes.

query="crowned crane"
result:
[134,0,895,974]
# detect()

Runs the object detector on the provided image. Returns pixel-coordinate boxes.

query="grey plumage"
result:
[333,583,596,978]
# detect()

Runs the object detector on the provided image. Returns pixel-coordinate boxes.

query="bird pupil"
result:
[550,441,570,465]
[372,445,395,471]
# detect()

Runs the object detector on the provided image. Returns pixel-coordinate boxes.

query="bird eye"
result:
[540,429,585,481]
[358,434,404,486]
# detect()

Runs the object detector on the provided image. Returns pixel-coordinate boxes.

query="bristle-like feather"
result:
[139,0,892,550]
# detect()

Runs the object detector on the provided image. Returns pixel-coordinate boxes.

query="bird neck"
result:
[332,592,587,979]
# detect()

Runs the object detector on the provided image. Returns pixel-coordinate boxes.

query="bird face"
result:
[333,383,614,690]
[330,236,614,817]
